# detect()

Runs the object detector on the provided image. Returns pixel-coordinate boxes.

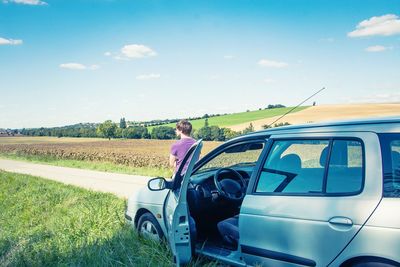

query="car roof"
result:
[238,116,400,140]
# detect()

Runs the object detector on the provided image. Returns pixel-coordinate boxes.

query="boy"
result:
[169,119,196,174]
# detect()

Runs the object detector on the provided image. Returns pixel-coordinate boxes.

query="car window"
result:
[255,138,364,195]
[195,142,264,174]
[326,140,363,194]
[256,140,329,193]
[380,134,400,198]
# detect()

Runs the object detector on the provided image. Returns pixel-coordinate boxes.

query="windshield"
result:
[195,141,265,174]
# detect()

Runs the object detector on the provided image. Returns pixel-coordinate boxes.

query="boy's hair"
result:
[176,120,192,135]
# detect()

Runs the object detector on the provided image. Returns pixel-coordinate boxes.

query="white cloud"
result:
[104,51,112,56]
[113,55,128,61]
[264,78,275,83]
[208,74,220,80]
[88,64,100,70]
[365,45,388,52]
[0,37,23,45]
[3,0,47,5]
[348,14,400,37]
[121,44,157,59]
[258,59,288,68]
[136,73,161,80]
[59,63,99,70]
[224,55,235,59]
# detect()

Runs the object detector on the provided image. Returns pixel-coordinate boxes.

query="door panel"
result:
[164,140,203,266]
[240,132,382,267]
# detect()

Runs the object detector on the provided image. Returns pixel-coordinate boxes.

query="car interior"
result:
[184,141,265,252]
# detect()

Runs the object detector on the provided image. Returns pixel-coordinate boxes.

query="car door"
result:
[163,140,203,266]
[239,132,382,267]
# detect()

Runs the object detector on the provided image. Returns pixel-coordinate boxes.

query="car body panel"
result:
[126,187,169,236]
[240,131,383,266]
[330,198,400,266]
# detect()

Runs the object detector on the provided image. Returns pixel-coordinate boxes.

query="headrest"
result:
[278,154,302,173]
[392,151,400,166]
[320,146,342,167]
[320,147,329,167]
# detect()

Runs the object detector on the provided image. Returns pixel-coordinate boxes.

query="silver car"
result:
[126,117,400,267]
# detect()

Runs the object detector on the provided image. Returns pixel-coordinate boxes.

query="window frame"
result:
[378,133,400,198]
[251,137,366,197]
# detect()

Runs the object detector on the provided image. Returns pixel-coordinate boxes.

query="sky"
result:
[1,0,400,129]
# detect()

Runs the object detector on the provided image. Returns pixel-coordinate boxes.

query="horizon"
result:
[1,0,400,129]
[1,101,399,130]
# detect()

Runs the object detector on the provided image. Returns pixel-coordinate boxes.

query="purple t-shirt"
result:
[170,137,196,173]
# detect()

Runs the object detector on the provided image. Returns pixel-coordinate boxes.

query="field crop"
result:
[0,138,221,176]
[0,171,216,266]
[147,106,308,130]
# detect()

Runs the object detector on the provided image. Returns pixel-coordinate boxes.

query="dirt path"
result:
[0,159,152,198]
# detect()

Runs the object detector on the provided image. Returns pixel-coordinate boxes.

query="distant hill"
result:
[229,103,400,131]
[147,106,309,131]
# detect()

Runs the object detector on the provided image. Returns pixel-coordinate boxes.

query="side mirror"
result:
[148,177,167,191]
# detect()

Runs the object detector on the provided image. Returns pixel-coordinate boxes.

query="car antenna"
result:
[266,87,326,128]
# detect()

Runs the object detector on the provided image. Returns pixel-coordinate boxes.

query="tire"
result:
[351,261,400,267]
[137,212,164,241]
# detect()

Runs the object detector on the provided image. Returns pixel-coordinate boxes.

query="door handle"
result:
[329,217,353,226]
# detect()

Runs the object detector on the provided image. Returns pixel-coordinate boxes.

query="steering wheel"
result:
[213,168,246,201]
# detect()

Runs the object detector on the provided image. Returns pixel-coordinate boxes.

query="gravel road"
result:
[0,159,153,198]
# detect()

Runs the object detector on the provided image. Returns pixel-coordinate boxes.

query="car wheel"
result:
[137,212,164,241]
[351,261,399,267]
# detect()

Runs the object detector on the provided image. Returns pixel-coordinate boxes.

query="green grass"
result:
[0,171,217,266]
[0,170,171,266]
[148,106,309,130]
[0,152,173,178]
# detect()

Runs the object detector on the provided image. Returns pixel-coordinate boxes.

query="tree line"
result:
[19,119,291,141]
[96,118,247,141]
[19,118,253,141]
[18,105,292,141]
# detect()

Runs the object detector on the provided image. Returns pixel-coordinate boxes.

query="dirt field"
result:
[229,103,400,131]
[0,136,107,145]
[0,138,221,168]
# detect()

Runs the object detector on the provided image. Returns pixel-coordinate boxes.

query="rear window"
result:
[255,139,364,195]
[379,134,400,198]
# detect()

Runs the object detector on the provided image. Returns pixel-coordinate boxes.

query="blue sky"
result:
[1,0,399,128]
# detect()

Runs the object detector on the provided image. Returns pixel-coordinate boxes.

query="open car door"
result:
[164,139,203,266]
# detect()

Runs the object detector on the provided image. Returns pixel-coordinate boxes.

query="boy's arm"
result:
[169,154,177,168]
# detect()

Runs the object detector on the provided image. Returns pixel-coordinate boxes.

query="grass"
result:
[0,152,173,177]
[148,106,309,130]
[0,171,217,266]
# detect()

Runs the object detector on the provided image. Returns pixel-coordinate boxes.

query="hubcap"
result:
[140,220,159,241]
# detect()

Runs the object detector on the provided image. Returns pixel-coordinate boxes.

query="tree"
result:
[151,126,175,140]
[196,126,212,141]
[242,123,254,134]
[210,125,225,141]
[115,127,123,138]
[124,126,148,139]
[204,118,209,127]
[96,120,117,140]
[222,128,240,140]
[119,117,127,129]
[266,104,286,109]
[262,122,290,129]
